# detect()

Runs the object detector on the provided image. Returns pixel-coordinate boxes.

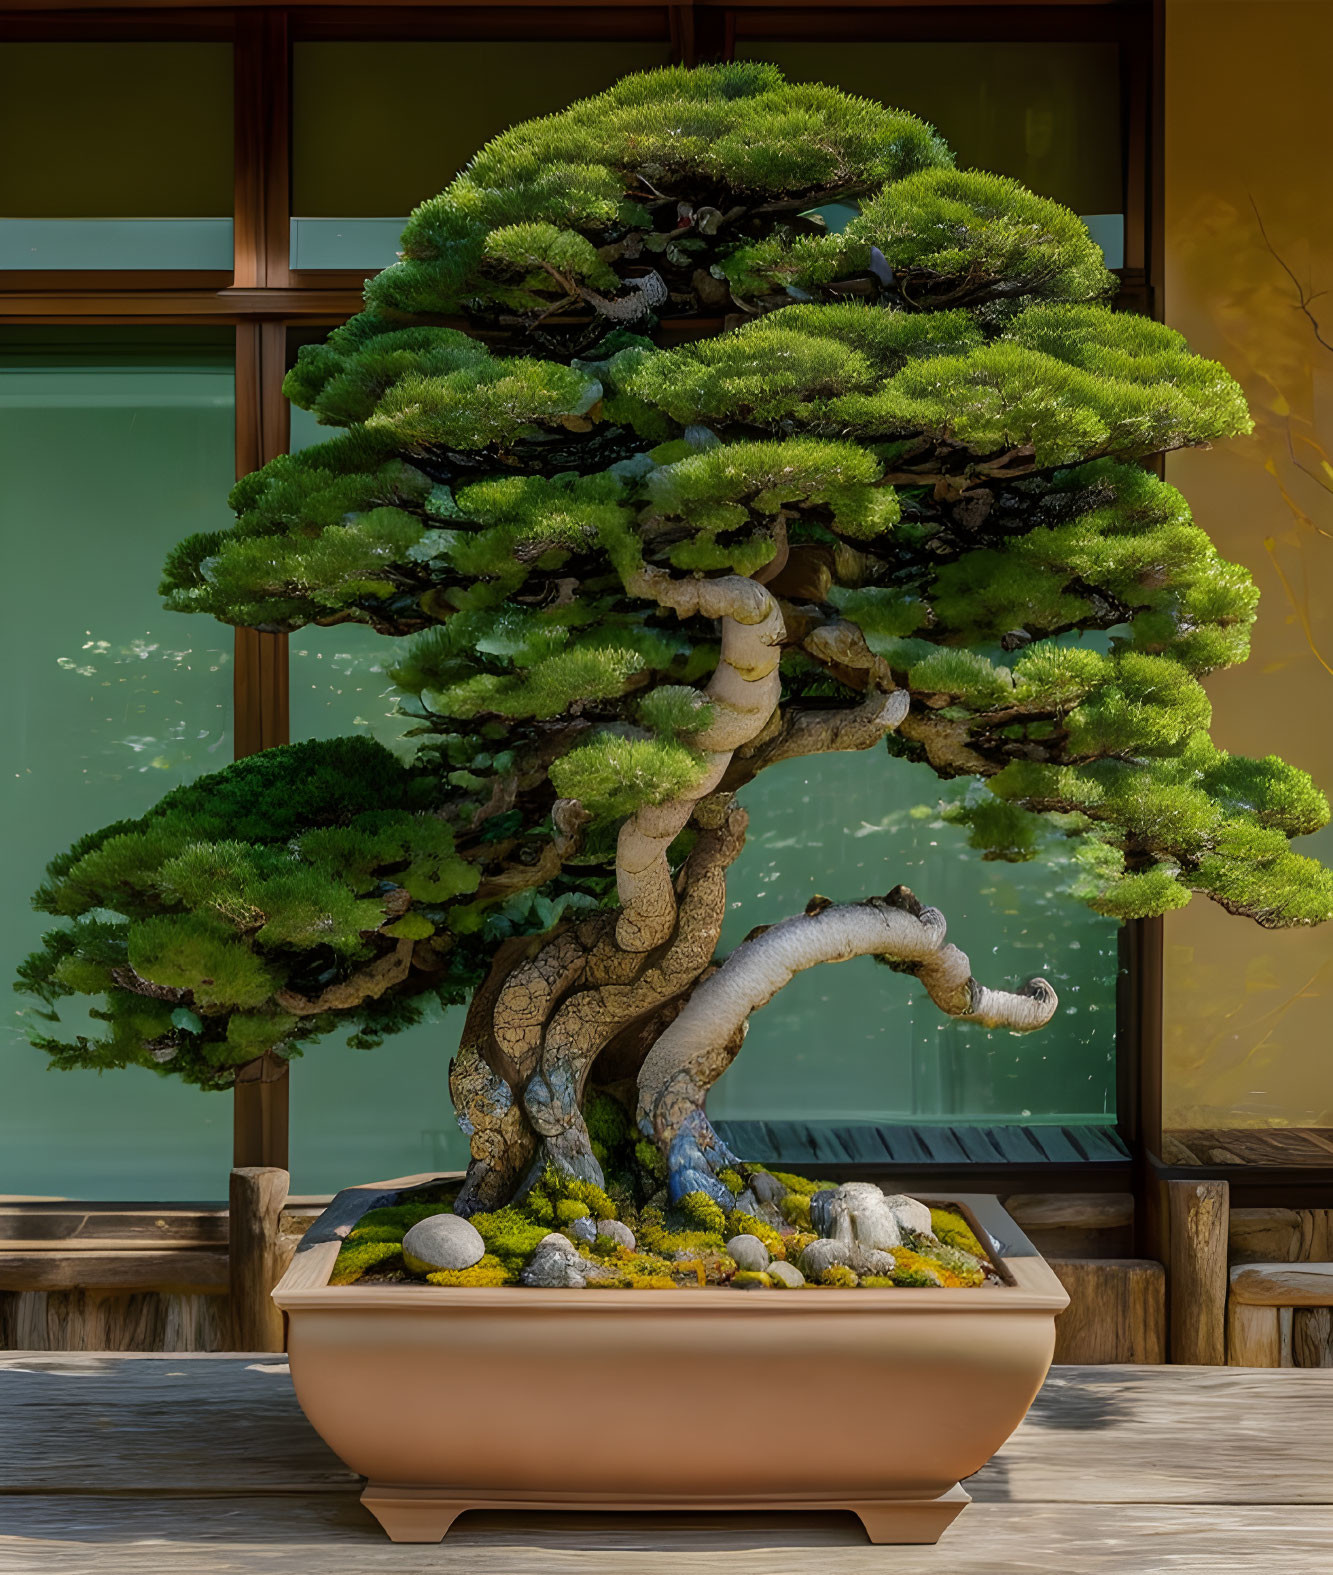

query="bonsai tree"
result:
[20,65,1332,1241]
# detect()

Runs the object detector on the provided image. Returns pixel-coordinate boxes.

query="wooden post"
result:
[1227,1302,1281,1366]
[1167,1178,1229,1364]
[232,1052,290,1172]
[1294,1307,1333,1368]
[228,1167,289,1353]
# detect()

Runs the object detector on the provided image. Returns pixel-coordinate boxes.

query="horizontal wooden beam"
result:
[1231,1263,1333,1309]
[0,287,364,322]
[1004,1192,1135,1232]
[0,1250,229,1294]
[0,1206,227,1253]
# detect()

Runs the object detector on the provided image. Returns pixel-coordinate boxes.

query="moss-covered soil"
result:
[331,1097,997,1290]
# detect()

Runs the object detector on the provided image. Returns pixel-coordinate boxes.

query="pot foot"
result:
[853,1484,971,1544]
[360,1484,470,1543]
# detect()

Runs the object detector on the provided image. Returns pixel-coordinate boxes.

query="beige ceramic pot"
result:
[274,1177,1067,1545]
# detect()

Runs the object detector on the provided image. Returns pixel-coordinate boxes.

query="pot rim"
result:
[274,1181,1070,1314]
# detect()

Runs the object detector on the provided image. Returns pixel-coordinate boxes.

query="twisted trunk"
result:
[449,800,748,1214]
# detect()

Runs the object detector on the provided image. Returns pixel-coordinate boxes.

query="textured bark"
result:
[449,801,748,1214]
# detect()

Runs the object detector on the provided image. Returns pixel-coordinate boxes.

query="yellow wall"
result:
[1163,1,1333,1131]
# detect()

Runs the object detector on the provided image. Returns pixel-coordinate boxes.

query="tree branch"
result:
[636,884,1057,1151]
[275,938,415,1016]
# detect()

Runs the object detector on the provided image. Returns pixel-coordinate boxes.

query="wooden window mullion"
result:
[232,10,294,1171]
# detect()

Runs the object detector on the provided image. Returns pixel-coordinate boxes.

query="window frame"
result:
[0,0,1162,1192]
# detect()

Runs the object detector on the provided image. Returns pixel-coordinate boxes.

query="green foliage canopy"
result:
[21,63,1331,1082]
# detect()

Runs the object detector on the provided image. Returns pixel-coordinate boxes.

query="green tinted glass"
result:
[1,330,236,1199]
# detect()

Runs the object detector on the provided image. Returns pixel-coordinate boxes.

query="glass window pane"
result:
[290,41,673,270]
[1,329,236,1199]
[285,403,468,1191]
[740,42,1124,263]
[0,44,233,270]
[709,753,1118,1129]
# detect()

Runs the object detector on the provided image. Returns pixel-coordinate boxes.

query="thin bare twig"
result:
[1251,197,1333,354]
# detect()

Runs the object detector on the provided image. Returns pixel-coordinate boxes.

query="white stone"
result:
[597,1219,636,1251]
[725,1233,770,1272]
[401,1213,485,1275]
[798,1238,853,1280]
[819,1182,904,1251]
[767,1260,806,1288]
[521,1236,587,1288]
[882,1192,934,1239]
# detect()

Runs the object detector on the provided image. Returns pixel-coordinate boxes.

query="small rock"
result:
[855,1247,897,1277]
[767,1260,805,1289]
[726,1233,770,1272]
[401,1213,485,1275]
[798,1238,852,1279]
[749,1171,784,1206]
[732,1270,772,1290]
[568,1217,597,1245]
[813,1182,906,1251]
[597,1219,636,1251]
[522,1236,587,1288]
[883,1193,934,1239]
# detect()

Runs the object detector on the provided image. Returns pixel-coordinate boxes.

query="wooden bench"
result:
[1228,1261,1333,1366]
[0,1355,1329,1572]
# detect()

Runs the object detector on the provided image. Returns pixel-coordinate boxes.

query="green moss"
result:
[811,1263,859,1288]
[556,1198,591,1223]
[636,1206,724,1257]
[676,1191,728,1235]
[425,1254,514,1287]
[717,1168,745,1195]
[779,1192,812,1228]
[732,1270,773,1289]
[330,1239,404,1285]
[529,1164,618,1221]
[929,1209,986,1259]
[768,1171,837,1197]
[469,1207,553,1270]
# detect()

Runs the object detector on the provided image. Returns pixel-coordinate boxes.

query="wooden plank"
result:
[1294,1307,1333,1369]
[0,1252,228,1294]
[1230,1207,1304,1264]
[0,1354,356,1492]
[1230,1262,1333,1308]
[1006,1193,1135,1231]
[1168,1178,1228,1364]
[228,1168,289,1353]
[1227,1302,1281,1368]
[0,1290,227,1354]
[1049,1259,1165,1364]
[0,1207,228,1252]
[0,1500,1331,1574]
[971,1365,1333,1505]
[1164,1129,1333,1167]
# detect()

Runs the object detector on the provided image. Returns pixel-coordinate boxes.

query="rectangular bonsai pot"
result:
[273,1177,1068,1545]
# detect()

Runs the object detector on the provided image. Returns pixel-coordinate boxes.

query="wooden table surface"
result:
[0,1355,1329,1573]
